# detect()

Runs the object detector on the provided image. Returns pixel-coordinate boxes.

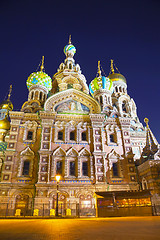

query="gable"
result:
[44,89,101,114]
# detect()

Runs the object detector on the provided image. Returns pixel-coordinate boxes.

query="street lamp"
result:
[55,175,61,217]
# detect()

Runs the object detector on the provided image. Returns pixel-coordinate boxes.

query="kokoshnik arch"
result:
[0,36,159,217]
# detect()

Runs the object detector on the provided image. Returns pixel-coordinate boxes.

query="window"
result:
[56,161,62,175]
[122,101,127,112]
[39,92,42,100]
[100,96,103,104]
[112,162,118,177]
[82,132,87,141]
[69,162,75,176]
[70,131,75,140]
[22,161,30,176]
[67,83,73,89]
[82,162,88,176]
[110,134,115,143]
[58,131,63,140]
[27,131,33,140]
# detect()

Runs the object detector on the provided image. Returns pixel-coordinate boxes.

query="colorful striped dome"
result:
[26,71,52,91]
[89,76,113,96]
[64,44,76,57]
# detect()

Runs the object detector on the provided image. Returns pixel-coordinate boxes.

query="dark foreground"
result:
[0,216,160,240]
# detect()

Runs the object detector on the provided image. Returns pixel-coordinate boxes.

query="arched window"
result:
[115,86,118,92]
[22,161,30,176]
[69,63,72,69]
[112,162,119,177]
[82,132,87,141]
[58,131,63,140]
[70,131,75,140]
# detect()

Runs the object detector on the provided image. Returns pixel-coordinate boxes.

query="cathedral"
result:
[0,37,159,217]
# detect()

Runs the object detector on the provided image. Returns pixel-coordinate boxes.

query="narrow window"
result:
[82,132,87,141]
[110,134,115,143]
[70,131,75,140]
[22,161,30,176]
[27,131,33,140]
[39,92,42,100]
[100,96,103,104]
[122,101,127,112]
[58,131,63,140]
[82,162,88,176]
[56,161,62,175]
[112,162,118,177]
[31,91,34,99]
[69,162,75,176]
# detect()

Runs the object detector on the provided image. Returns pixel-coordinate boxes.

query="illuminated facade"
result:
[0,38,159,216]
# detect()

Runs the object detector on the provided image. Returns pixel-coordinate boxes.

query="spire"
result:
[141,118,158,162]
[40,56,44,72]
[97,61,102,77]
[69,35,72,44]
[110,59,115,74]
[7,85,12,101]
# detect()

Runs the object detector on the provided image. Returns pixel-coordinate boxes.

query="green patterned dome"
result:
[26,71,52,91]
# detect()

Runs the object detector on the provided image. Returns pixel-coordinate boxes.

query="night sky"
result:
[0,0,160,142]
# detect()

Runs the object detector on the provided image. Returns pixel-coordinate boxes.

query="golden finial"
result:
[69,35,72,44]
[144,118,149,128]
[40,56,44,72]
[7,85,12,101]
[111,59,115,74]
[97,61,101,77]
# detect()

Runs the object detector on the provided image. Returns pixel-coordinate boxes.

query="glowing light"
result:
[55,175,61,182]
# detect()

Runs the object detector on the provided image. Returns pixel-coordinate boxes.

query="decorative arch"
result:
[18,147,35,178]
[44,89,101,114]
[66,147,78,157]
[53,146,66,156]
[79,148,91,157]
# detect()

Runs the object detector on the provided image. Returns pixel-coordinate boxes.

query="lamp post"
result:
[55,175,61,217]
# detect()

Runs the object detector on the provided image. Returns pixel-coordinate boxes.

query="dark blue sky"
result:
[0,0,160,142]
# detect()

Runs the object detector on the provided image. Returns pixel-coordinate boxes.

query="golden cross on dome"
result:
[144,118,149,128]
[111,59,115,74]
[69,35,72,44]
[97,61,101,77]
[7,85,12,101]
[40,56,44,72]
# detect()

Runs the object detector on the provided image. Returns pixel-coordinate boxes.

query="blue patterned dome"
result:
[89,76,113,96]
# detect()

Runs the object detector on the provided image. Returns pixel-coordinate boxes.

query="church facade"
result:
[0,38,159,216]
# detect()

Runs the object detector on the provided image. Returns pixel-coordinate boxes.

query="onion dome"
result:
[63,35,76,57]
[89,61,113,96]
[108,59,126,83]
[0,85,13,111]
[0,118,10,130]
[26,56,52,91]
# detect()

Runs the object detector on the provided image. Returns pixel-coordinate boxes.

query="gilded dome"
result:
[108,73,126,83]
[26,71,52,91]
[0,99,13,111]
[0,118,10,130]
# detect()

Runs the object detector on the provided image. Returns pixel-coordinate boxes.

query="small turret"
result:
[108,60,127,94]
[21,57,52,113]
[89,61,113,112]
